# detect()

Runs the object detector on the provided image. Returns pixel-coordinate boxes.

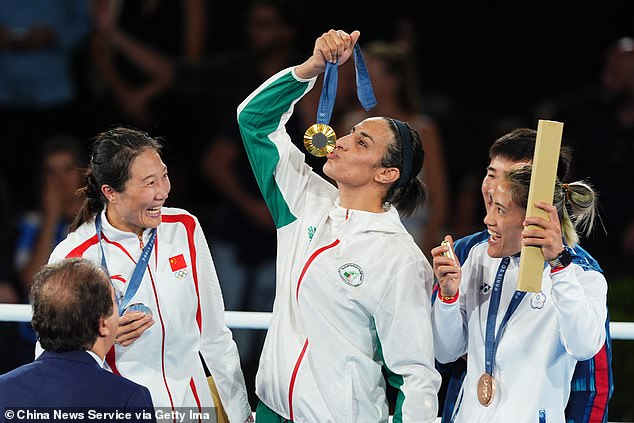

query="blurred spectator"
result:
[198,0,311,407]
[541,36,634,267]
[202,0,315,151]
[14,134,87,293]
[339,40,449,256]
[90,0,208,206]
[8,134,87,368]
[201,0,311,313]
[90,0,205,128]
[0,0,90,212]
[0,173,22,374]
[0,175,18,303]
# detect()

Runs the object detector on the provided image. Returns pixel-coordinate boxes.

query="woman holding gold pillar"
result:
[431,164,607,422]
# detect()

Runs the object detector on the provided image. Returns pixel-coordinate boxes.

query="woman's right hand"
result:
[115,312,154,346]
[431,235,461,298]
[295,29,360,80]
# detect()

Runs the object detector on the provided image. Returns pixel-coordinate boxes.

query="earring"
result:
[382,201,391,211]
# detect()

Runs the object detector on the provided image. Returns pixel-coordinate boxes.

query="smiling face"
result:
[103,148,170,236]
[481,156,530,212]
[323,117,396,188]
[483,180,525,258]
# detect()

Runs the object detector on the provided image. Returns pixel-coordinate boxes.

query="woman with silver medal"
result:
[431,164,607,422]
[43,128,253,423]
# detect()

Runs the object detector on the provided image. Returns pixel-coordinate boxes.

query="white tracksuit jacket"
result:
[432,242,607,423]
[48,207,252,423]
[237,67,441,423]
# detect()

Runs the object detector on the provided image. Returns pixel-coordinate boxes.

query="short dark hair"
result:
[489,128,573,181]
[30,258,114,352]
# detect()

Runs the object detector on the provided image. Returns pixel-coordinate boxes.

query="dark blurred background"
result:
[1,0,632,420]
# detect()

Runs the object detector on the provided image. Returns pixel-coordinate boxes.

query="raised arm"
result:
[294,29,360,79]
[523,202,607,359]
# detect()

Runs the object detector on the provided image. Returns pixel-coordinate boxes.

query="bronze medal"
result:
[477,373,496,407]
[304,124,336,157]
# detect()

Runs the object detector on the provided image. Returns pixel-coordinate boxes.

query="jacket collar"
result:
[97,208,153,244]
[37,350,101,368]
[331,198,408,235]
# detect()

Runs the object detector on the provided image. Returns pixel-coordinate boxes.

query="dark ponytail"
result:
[70,169,104,232]
[381,118,427,217]
[70,127,163,231]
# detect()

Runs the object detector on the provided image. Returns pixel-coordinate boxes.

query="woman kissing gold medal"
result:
[304,44,376,157]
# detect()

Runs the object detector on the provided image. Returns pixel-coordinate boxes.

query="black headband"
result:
[392,119,413,189]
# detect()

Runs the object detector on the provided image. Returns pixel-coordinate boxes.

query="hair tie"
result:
[561,183,571,200]
[391,119,412,189]
[85,173,101,199]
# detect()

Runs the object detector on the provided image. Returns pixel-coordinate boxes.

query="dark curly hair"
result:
[30,258,114,352]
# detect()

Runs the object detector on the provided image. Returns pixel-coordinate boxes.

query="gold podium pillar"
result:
[517,120,563,293]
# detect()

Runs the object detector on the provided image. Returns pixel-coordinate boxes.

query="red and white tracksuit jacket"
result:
[47,207,252,422]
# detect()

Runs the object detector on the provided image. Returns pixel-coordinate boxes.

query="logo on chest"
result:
[530,291,547,309]
[169,254,189,279]
[480,282,491,294]
[307,226,316,241]
[338,263,364,287]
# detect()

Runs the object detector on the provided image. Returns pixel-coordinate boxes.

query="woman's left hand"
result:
[521,201,565,261]
[115,311,154,346]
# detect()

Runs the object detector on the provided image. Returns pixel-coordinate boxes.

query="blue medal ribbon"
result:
[95,213,156,316]
[316,44,377,126]
[484,257,527,375]
[353,44,377,109]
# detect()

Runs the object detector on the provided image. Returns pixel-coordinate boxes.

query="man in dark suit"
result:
[0,258,156,422]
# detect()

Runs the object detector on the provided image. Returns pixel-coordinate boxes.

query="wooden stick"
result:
[517,120,563,292]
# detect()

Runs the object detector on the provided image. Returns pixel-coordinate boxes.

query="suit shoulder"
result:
[0,362,34,383]
[96,368,153,399]
[0,362,40,397]
[99,368,145,389]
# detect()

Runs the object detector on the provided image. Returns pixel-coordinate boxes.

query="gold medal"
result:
[477,373,496,407]
[304,124,336,157]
